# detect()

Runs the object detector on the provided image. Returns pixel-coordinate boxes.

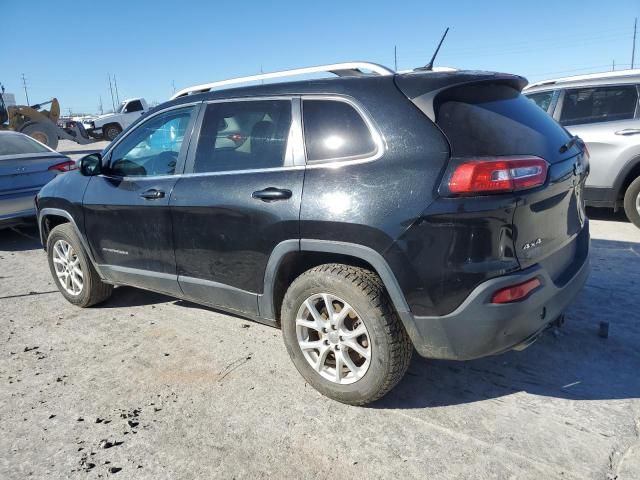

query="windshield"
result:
[114,102,126,114]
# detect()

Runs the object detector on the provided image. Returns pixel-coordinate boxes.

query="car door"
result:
[556,84,640,189]
[170,98,304,315]
[122,99,146,129]
[83,103,200,295]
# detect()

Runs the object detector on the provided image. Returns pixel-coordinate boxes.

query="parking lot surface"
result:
[1,212,638,479]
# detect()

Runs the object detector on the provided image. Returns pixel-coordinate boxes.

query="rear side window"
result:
[0,133,50,156]
[302,99,377,162]
[435,84,572,161]
[560,85,638,126]
[526,91,554,112]
[193,100,292,173]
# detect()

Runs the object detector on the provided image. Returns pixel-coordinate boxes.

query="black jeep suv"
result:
[36,63,590,405]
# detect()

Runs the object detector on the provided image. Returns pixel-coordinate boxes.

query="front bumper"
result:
[399,230,590,360]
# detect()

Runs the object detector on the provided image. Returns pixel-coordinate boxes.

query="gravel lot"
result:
[1,192,639,478]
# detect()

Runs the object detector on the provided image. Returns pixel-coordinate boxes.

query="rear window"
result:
[560,85,638,126]
[435,84,572,161]
[0,134,50,156]
[302,100,377,162]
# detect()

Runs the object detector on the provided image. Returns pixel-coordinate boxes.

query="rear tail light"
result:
[491,278,541,304]
[440,156,548,196]
[48,160,78,173]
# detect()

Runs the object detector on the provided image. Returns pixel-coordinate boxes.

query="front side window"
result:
[560,85,638,126]
[526,91,554,112]
[302,99,377,162]
[125,100,144,113]
[108,106,195,177]
[193,100,292,173]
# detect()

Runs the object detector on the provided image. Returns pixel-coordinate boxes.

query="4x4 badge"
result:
[522,238,543,250]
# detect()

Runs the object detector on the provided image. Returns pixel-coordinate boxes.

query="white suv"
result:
[524,69,640,227]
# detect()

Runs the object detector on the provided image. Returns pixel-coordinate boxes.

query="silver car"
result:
[524,69,640,227]
[0,131,76,228]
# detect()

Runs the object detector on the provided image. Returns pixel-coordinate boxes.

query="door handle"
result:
[252,187,292,201]
[615,128,640,136]
[139,189,165,200]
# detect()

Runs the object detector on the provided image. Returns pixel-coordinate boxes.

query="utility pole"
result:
[113,75,120,105]
[108,73,115,111]
[21,73,30,105]
[172,80,176,94]
[394,45,398,71]
[98,96,103,115]
[612,59,616,71]
[632,17,637,69]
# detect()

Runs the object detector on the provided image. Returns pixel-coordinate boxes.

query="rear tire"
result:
[281,264,412,405]
[103,123,122,142]
[47,223,112,307]
[623,176,640,229]
[20,122,59,150]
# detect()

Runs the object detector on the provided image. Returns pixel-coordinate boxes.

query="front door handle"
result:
[252,187,292,202]
[615,128,640,136]
[140,189,165,200]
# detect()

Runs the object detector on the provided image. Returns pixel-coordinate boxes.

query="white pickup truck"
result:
[83,98,148,141]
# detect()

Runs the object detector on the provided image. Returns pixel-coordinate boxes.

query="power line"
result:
[21,73,30,105]
[632,17,637,69]
[107,73,115,111]
[113,75,120,105]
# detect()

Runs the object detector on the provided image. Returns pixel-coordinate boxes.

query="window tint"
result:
[435,84,572,160]
[0,133,50,156]
[193,100,292,173]
[302,100,377,162]
[560,85,638,126]
[109,106,194,177]
[124,100,144,113]
[526,91,554,112]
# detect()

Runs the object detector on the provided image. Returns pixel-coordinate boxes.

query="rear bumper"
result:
[399,229,590,360]
[1,191,39,227]
[584,186,620,209]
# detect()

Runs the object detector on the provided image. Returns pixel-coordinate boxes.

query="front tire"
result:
[47,223,113,307]
[281,264,412,405]
[103,123,122,142]
[623,177,640,228]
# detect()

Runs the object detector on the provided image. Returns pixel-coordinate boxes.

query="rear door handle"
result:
[139,189,165,200]
[252,187,292,201]
[615,128,640,135]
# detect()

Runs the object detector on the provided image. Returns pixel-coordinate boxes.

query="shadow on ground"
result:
[0,224,41,252]
[586,206,630,223]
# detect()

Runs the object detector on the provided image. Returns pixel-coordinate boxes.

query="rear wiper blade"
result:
[559,135,580,153]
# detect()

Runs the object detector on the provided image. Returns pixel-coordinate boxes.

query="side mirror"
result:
[79,153,102,176]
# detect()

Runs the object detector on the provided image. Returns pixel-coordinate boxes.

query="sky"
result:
[2,0,639,114]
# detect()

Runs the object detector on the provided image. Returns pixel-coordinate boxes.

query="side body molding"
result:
[258,239,410,320]
[37,207,105,278]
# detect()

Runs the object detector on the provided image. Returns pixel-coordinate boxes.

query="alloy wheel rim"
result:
[52,240,83,296]
[295,293,371,385]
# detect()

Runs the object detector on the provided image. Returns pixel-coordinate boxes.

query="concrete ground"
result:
[1,210,638,479]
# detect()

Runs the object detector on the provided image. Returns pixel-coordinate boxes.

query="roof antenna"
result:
[416,27,450,71]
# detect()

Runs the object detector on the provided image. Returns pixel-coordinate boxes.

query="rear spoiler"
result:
[394,70,528,121]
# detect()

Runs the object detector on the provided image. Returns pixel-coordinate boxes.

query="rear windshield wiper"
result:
[559,135,580,154]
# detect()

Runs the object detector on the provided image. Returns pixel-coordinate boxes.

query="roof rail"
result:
[170,62,395,100]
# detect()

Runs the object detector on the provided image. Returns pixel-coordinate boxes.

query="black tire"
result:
[20,122,59,150]
[281,264,413,405]
[103,123,122,142]
[623,176,640,229]
[47,223,113,307]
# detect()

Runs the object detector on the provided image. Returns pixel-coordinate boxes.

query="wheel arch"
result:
[259,239,410,322]
[38,208,104,278]
[615,156,640,201]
